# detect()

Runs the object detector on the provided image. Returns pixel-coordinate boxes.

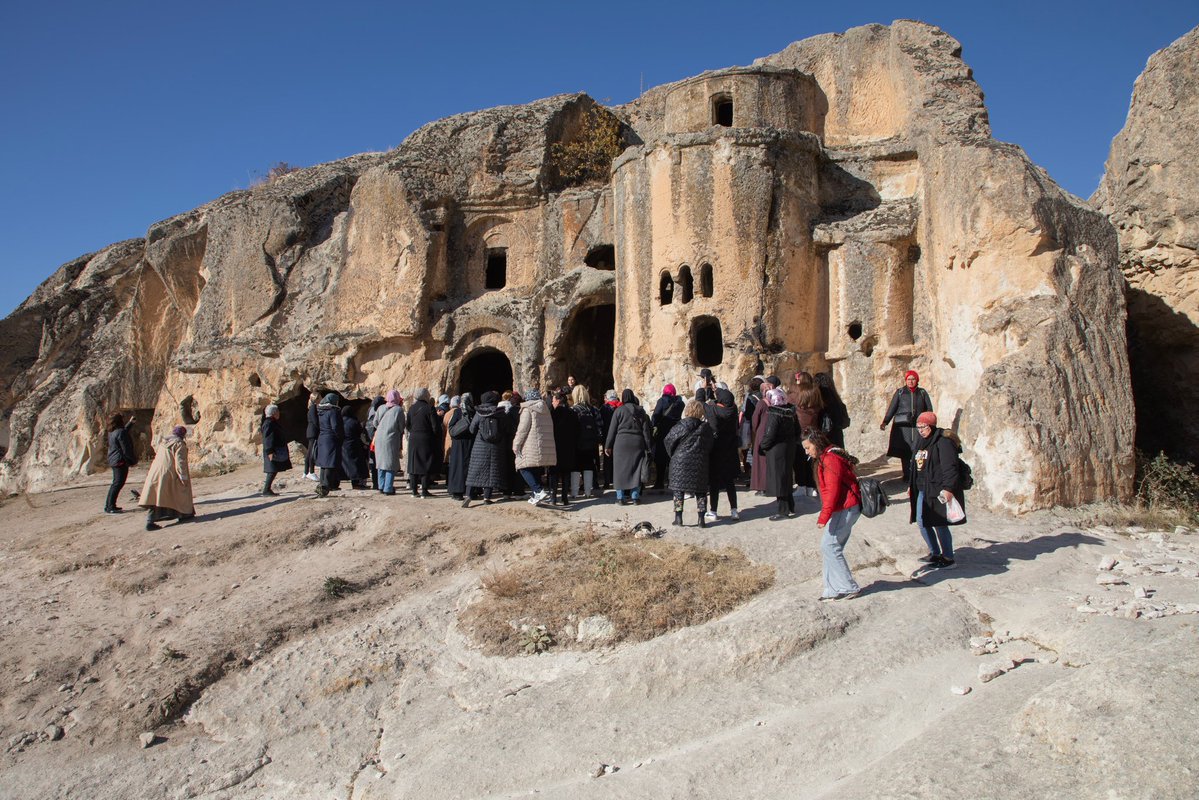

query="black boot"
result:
[673,512,683,526]
[698,512,707,529]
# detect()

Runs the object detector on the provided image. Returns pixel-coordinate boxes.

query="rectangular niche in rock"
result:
[486,248,508,290]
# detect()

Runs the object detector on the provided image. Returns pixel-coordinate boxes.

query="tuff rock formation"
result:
[0,20,1135,511]
[1094,26,1199,466]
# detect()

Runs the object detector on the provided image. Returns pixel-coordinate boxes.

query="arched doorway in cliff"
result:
[458,349,514,401]
[276,385,313,445]
[553,303,616,400]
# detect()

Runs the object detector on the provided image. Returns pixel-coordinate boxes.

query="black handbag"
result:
[892,412,913,425]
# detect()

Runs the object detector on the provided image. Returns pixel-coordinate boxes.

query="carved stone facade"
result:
[0,21,1136,511]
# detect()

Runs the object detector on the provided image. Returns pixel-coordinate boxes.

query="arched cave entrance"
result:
[459,349,514,401]
[556,303,616,401]
[276,386,371,446]
[692,316,724,367]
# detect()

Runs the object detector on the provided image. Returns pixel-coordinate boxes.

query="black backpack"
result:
[957,457,974,491]
[479,414,502,444]
[577,407,600,449]
[857,477,889,518]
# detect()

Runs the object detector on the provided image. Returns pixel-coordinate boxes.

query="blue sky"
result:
[1,1,1195,317]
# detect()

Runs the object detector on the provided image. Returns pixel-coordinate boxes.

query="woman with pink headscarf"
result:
[881,370,933,482]
[372,390,405,495]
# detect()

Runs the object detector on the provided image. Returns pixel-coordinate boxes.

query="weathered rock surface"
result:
[0,21,1135,511]
[1095,26,1199,465]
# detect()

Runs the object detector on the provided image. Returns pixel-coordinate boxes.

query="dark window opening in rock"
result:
[847,322,863,341]
[180,396,200,425]
[554,303,616,403]
[276,386,311,445]
[699,263,713,298]
[712,94,733,127]
[692,317,723,367]
[908,244,921,263]
[659,272,674,305]
[678,265,694,304]
[486,248,508,290]
[584,244,616,271]
[248,373,261,388]
[459,349,514,401]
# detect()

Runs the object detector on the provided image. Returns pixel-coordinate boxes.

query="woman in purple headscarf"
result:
[139,425,195,530]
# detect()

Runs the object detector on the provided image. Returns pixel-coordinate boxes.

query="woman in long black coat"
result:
[549,390,578,506]
[342,412,369,489]
[406,388,439,497]
[463,391,508,506]
[261,404,291,497]
[446,393,475,501]
[650,385,684,491]
[604,389,653,505]
[706,389,741,521]
[315,394,343,497]
[664,399,714,527]
[908,412,966,568]
[758,388,799,520]
[882,370,933,481]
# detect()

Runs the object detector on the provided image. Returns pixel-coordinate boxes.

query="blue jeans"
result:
[519,468,544,493]
[615,487,641,501]
[379,470,395,493]
[822,507,861,597]
[916,491,954,559]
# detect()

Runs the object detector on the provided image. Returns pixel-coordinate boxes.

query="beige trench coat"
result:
[138,436,194,515]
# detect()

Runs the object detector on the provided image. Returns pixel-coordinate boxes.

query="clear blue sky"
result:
[1,1,1194,317]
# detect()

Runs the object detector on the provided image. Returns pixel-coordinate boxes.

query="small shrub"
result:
[1135,450,1199,525]
[249,161,302,188]
[549,107,624,187]
[519,625,554,654]
[323,576,355,599]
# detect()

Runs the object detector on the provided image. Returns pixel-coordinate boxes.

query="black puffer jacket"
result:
[466,404,508,489]
[705,402,740,490]
[664,417,714,495]
[909,428,967,527]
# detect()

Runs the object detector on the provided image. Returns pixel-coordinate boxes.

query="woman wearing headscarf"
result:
[605,389,653,505]
[342,408,369,490]
[261,404,291,497]
[499,391,524,498]
[599,389,621,490]
[446,393,475,501]
[750,376,780,494]
[315,393,344,497]
[463,391,508,507]
[706,388,741,522]
[793,371,825,496]
[406,388,439,497]
[372,390,405,495]
[139,425,194,530]
[909,411,966,569]
[570,385,603,499]
[513,389,557,505]
[881,370,933,482]
[664,399,714,527]
[104,413,138,513]
[758,387,799,520]
[650,384,684,492]
[549,390,578,506]
[365,396,386,490]
[804,430,863,601]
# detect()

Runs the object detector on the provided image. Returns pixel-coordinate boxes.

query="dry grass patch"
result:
[462,527,774,656]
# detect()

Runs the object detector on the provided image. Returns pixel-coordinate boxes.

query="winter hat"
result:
[322,393,339,405]
[481,391,500,405]
[264,404,279,418]
[524,389,541,402]
[715,388,735,406]
[663,384,677,396]
[917,411,937,427]
[765,375,781,387]
[385,389,402,407]
[171,425,188,438]
[437,394,450,406]
[905,370,920,383]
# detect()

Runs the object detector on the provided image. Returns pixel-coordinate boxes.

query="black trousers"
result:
[708,485,738,513]
[305,439,317,474]
[105,465,128,511]
[409,473,431,494]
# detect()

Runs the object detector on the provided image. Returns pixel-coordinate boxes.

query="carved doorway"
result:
[554,303,615,401]
[458,349,514,401]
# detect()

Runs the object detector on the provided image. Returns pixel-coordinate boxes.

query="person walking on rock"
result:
[882,370,933,482]
[758,388,799,520]
[139,425,194,530]
[650,384,684,492]
[605,389,652,505]
[909,411,966,568]
[664,399,714,527]
[805,430,863,600]
[372,390,405,495]
[513,389,557,505]
[706,388,741,522]
[463,391,508,507]
[314,393,344,497]
[406,388,439,497]
[104,413,138,514]
[261,404,291,496]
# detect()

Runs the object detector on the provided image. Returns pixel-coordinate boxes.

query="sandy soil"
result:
[1,462,1196,798]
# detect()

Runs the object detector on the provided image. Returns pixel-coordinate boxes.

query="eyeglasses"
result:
[916,424,932,430]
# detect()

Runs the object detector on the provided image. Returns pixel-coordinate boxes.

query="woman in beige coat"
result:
[513,389,556,505]
[139,425,195,531]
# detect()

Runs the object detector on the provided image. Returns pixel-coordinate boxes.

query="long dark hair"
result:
[108,414,125,432]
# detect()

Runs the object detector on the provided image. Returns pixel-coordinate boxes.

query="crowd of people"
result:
[104,368,969,601]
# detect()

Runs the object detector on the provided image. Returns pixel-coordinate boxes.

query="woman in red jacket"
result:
[803,430,863,601]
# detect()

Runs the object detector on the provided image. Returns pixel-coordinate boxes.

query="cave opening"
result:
[458,349,515,402]
[555,303,616,401]
[692,316,724,367]
[584,244,616,271]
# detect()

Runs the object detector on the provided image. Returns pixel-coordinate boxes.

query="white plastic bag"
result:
[943,494,965,523]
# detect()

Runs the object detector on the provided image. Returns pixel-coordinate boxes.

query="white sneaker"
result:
[806,487,817,497]
[304,473,319,482]
[730,508,740,520]
[529,490,549,505]
[704,511,717,522]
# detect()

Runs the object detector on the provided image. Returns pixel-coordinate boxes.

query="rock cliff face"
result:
[0,21,1135,510]
[1094,26,1199,466]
